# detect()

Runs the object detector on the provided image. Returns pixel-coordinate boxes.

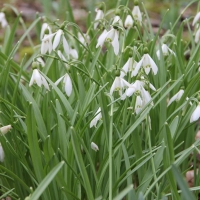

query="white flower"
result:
[135,95,143,114]
[29,69,49,90]
[0,125,12,135]
[112,15,123,26]
[120,57,137,78]
[96,28,119,55]
[41,33,54,54]
[132,54,158,76]
[192,12,200,26]
[70,48,78,59]
[0,12,8,28]
[190,104,200,123]
[90,108,101,128]
[94,8,104,29]
[40,23,52,41]
[91,142,99,151]
[0,144,4,162]
[55,73,72,97]
[53,29,70,57]
[195,27,200,43]
[110,77,130,96]
[57,50,69,69]
[132,6,142,24]
[156,44,175,59]
[36,57,45,67]
[167,89,184,106]
[123,80,153,104]
[124,15,134,29]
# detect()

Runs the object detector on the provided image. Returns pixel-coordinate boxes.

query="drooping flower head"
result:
[0,125,12,135]
[55,73,72,97]
[96,26,120,55]
[124,15,134,29]
[156,44,176,60]
[29,62,49,90]
[0,12,8,28]
[90,108,102,128]
[40,22,52,41]
[190,103,200,123]
[94,7,104,29]
[91,142,99,151]
[110,71,130,97]
[167,89,184,107]
[132,0,142,25]
[132,48,158,76]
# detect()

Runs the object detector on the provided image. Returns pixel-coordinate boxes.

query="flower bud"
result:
[0,125,12,135]
[91,142,99,151]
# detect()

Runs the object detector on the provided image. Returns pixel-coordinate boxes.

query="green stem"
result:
[146,115,159,193]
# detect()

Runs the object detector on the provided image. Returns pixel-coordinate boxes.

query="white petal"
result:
[64,74,72,96]
[63,36,70,57]
[192,12,200,26]
[0,144,4,162]
[55,75,65,86]
[156,50,161,59]
[120,58,132,77]
[41,75,50,90]
[135,95,143,114]
[94,9,104,29]
[124,15,133,28]
[195,28,200,43]
[40,23,48,40]
[0,125,12,135]
[96,30,108,48]
[53,29,63,50]
[91,142,99,151]
[167,94,178,106]
[125,87,136,97]
[111,30,119,55]
[148,54,158,75]
[190,105,200,123]
[70,49,78,59]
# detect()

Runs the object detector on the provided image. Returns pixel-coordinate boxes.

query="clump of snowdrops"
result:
[0,0,200,199]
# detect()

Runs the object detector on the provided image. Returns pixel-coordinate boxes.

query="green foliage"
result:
[0,0,200,200]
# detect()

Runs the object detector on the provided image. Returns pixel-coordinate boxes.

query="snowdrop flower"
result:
[135,95,143,114]
[0,144,4,162]
[41,33,54,54]
[40,23,52,40]
[57,50,69,69]
[90,108,102,128]
[123,80,153,104]
[91,142,99,151]
[0,125,12,135]
[55,73,72,97]
[156,44,175,59]
[29,68,49,90]
[94,8,104,29]
[190,104,200,123]
[112,15,123,26]
[195,27,200,43]
[70,48,78,59]
[124,15,134,29]
[53,29,70,57]
[110,76,130,96]
[192,12,200,26]
[167,89,184,106]
[132,4,142,24]
[0,12,8,28]
[96,27,119,55]
[120,57,137,77]
[132,53,158,76]
[36,57,45,67]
